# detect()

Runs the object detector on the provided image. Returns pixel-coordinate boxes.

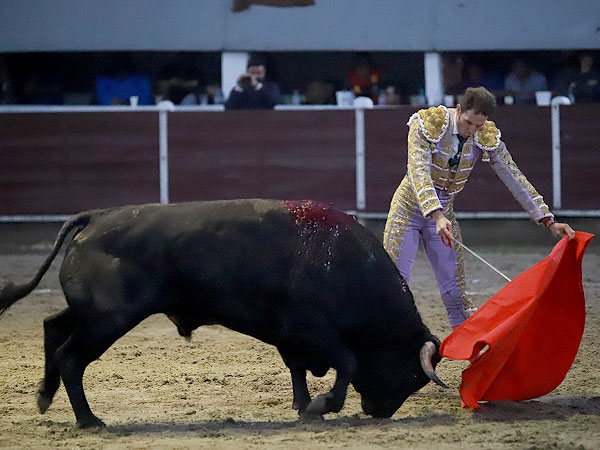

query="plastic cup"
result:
[535,91,552,106]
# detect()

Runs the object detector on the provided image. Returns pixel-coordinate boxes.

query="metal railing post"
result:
[158,101,174,204]
[355,107,367,212]
[551,96,571,210]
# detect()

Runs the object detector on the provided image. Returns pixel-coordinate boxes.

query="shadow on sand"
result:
[472,396,600,422]
[37,397,600,435]
[91,413,458,436]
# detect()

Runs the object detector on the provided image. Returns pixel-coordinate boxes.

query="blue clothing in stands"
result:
[96,76,152,105]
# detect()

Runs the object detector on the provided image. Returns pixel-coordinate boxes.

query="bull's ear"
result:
[420,341,448,389]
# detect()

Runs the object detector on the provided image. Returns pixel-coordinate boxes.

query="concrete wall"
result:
[1,0,599,52]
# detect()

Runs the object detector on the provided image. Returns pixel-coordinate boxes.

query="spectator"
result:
[0,56,16,104]
[224,53,281,110]
[303,80,335,105]
[550,51,579,97]
[95,54,152,106]
[504,59,547,104]
[157,76,200,105]
[156,55,205,105]
[347,52,381,103]
[463,62,504,91]
[383,85,401,105]
[202,81,224,105]
[569,52,600,103]
[442,54,465,96]
[22,71,64,105]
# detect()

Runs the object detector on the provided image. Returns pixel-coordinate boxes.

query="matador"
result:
[383,87,574,328]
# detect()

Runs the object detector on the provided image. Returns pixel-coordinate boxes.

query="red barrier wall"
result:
[168,109,356,209]
[0,106,598,216]
[560,105,600,210]
[0,112,159,214]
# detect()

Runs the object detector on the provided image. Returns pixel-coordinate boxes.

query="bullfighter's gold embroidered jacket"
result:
[405,105,553,223]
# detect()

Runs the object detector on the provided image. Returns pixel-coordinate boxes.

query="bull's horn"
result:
[420,341,448,389]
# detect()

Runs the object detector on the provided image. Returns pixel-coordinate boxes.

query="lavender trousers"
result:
[395,195,469,327]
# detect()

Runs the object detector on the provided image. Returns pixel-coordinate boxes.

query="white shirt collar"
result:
[452,109,459,136]
[449,109,461,159]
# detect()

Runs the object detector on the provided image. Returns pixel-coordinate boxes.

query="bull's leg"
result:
[290,368,311,412]
[300,345,357,419]
[55,314,142,428]
[302,352,356,418]
[277,349,313,412]
[279,320,357,419]
[37,308,75,414]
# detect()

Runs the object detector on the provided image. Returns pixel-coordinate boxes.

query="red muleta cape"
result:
[440,232,594,409]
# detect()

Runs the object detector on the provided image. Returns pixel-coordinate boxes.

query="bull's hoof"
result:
[36,391,53,414]
[76,415,106,429]
[36,379,59,414]
[298,409,324,422]
[292,399,310,411]
[303,393,330,417]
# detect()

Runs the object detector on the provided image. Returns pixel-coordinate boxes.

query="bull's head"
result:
[352,339,446,418]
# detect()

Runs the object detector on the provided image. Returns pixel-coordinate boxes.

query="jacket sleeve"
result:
[488,142,554,223]
[224,88,244,110]
[406,122,443,217]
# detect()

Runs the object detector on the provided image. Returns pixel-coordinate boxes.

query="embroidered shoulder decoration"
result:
[474,120,501,151]
[407,105,449,143]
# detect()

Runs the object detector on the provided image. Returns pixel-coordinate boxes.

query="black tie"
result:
[449,135,465,167]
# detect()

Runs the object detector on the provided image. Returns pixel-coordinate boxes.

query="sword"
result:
[443,236,512,282]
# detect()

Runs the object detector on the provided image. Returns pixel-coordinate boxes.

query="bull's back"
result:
[59,199,411,343]
[65,198,298,285]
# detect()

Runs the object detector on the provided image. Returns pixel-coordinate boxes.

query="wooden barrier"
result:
[0,105,598,216]
[0,112,159,214]
[168,109,356,209]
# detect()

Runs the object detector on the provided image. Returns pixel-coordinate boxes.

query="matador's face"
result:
[456,104,487,139]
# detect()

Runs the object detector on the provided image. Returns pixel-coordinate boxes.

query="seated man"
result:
[225,54,281,110]
[504,59,547,104]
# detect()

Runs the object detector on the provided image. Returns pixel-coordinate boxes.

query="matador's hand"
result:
[549,222,576,239]
[430,210,454,245]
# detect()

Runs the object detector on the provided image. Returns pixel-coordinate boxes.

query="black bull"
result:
[0,199,446,428]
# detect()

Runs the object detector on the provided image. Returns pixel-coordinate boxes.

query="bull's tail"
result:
[0,213,91,318]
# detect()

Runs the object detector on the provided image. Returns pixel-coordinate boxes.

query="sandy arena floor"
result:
[0,221,599,449]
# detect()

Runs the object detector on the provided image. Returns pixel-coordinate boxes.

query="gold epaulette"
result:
[407,105,449,143]
[475,121,501,151]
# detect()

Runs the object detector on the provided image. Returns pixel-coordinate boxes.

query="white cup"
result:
[335,90,354,107]
[129,95,139,107]
[535,91,552,106]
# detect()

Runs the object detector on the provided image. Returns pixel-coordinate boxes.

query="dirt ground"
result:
[0,221,599,449]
